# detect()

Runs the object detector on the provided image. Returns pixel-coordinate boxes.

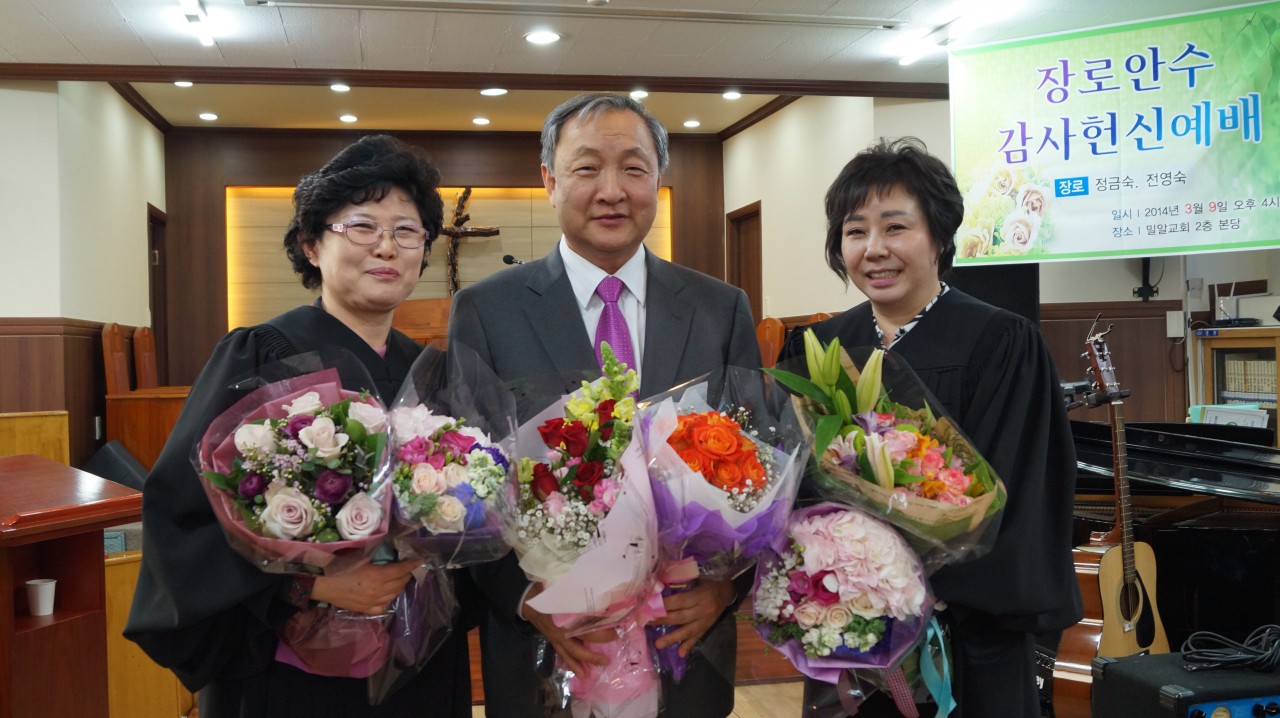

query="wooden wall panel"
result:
[1040,301,1187,423]
[165,129,726,384]
[0,319,103,466]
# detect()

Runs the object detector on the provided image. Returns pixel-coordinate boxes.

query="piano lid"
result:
[1071,420,1280,506]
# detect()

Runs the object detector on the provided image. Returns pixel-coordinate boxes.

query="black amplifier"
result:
[1091,654,1280,717]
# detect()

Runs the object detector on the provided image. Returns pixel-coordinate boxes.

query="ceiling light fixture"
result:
[630,90,648,99]
[722,91,742,100]
[174,80,193,88]
[480,88,508,96]
[198,112,218,121]
[683,120,701,128]
[524,30,561,44]
[330,83,350,92]
[178,0,216,46]
[473,117,491,126]
[339,114,358,123]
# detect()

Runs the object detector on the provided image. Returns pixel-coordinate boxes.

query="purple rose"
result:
[438,431,477,457]
[238,472,268,499]
[284,413,315,439]
[314,469,353,505]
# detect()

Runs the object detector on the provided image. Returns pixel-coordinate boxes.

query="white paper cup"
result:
[26,578,56,616]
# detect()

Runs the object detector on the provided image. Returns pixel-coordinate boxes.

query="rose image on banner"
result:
[194,350,400,682]
[955,162,1056,258]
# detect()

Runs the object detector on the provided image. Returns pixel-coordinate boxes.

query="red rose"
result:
[538,419,566,449]
[562,421,590,457]
[597,399,616,426]
[531,463,560,501]
[810,570,840,606]
[573,461,604,501]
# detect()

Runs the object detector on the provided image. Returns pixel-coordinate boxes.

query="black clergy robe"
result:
[124,304,473,718]
[780,289,1082,718]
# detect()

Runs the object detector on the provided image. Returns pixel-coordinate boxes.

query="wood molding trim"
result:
[109,81,171,134]
[718,96,800,140]
[1039,300,1183,321]
[0,64,950,99]
[0,317,104,338]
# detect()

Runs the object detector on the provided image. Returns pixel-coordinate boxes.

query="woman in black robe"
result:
[780,138,1082,717]
[125,135,473,717]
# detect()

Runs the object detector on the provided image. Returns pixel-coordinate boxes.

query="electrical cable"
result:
[1180,624,1280,672]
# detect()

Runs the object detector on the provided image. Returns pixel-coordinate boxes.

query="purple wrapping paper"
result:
[649,473,792,569]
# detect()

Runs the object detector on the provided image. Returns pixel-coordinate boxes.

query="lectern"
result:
[0,454,142,718]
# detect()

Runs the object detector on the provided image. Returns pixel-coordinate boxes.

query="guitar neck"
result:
[1108,400,1137,585]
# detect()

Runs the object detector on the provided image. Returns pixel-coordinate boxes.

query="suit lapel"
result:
[640,252,694,396]
[523,249,599,385]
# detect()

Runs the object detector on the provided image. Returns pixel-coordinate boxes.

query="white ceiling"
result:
[0,0,1250,131]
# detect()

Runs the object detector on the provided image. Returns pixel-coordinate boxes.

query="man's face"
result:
[541,108,661,274]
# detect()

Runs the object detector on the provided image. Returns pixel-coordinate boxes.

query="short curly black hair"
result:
[284,135,444,290]
[823,137,963,282]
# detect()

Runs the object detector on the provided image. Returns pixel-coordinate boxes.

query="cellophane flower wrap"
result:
[365,343,519,703]
[767,330,1007,570]
[636,367,806,681]
[195,351,396,680]
[752,502,934,715]
[506,345,664,718]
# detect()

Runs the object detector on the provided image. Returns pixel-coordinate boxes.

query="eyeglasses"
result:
[327,220,430,249]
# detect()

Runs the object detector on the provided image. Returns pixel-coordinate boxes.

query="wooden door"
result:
[727,201,763,322]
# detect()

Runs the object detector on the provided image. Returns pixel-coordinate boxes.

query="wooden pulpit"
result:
[0,454,142,718]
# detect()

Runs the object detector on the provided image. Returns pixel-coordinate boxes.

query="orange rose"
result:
[679,448,710,475]
[712,460,746,491]
[692,423,740,458]
[741,455,766,485]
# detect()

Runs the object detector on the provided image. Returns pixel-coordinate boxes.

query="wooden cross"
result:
[438,187,500,295]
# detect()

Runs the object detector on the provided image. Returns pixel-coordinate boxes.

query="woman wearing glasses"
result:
[125,135,473,717]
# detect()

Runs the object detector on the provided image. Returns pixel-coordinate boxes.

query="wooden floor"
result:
[469,680,805,718]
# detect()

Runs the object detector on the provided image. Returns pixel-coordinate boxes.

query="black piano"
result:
[1070,419,1280,648]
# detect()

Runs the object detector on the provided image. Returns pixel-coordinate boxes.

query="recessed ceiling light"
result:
[174,81,193,88]
[480,88,508,96]
[331,83,350,93]
[473,117,491,126]
[683,120,701,128]
[199,112,218,121]
[524,30,561,45]
[630,90,648,99]
[339,114,358,123]
[722,91,742,100]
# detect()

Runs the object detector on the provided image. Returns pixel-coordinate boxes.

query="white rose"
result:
[425,494,466,533]
[794,601,827,630]
[260,486,317,539]
[1001,210,1041,252]
[410,464,448,495]
[441,463,469,488]
[335,491,383,540]
[824,604,854,630]
[298,417,349,459]
[348,402,387,433]
[283,391,323,416]
[234,423,277,456]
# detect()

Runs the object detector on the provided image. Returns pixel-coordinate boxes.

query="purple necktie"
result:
[594,275,636,372]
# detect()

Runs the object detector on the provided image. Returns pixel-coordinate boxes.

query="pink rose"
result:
[543,490,567,517]
[793,601,826,629]
[410,464,448,495]
[261,486,317,539]
[335,491,382,540]
[298,417,348,459]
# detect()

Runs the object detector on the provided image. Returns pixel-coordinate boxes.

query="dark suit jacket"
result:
[448,246,761,718]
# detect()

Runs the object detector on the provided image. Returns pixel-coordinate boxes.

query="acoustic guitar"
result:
[1083,328,1170,659]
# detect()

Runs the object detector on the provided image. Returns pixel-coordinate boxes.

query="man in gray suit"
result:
[448,93,760,717]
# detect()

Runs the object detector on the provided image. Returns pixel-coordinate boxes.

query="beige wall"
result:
[0,81,164,323]
[0,82,63,317]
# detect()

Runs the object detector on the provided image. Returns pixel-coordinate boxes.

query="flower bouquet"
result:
[366,343,519,703]
[767,330,1006,569]
[197,357,396,679]
[752,502,934,716]
[636,367,806,681]
[507,345,664,718]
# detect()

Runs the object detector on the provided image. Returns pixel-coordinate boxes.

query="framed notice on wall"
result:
[949,1,1280,264]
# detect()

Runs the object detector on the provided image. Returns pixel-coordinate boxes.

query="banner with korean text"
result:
[949,2,1280,263]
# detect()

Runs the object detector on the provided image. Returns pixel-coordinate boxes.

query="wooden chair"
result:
[102,322,132,395]
[756,317,786,369]
[392,297,452,347]
[133,327,160,390]
[805,312,834,324]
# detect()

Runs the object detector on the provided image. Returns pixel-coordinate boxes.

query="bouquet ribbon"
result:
[565,584,667,718]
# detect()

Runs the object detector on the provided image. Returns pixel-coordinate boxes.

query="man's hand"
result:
[521,583,613,675]
[650,578,734,657]
[311,559,416,615]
